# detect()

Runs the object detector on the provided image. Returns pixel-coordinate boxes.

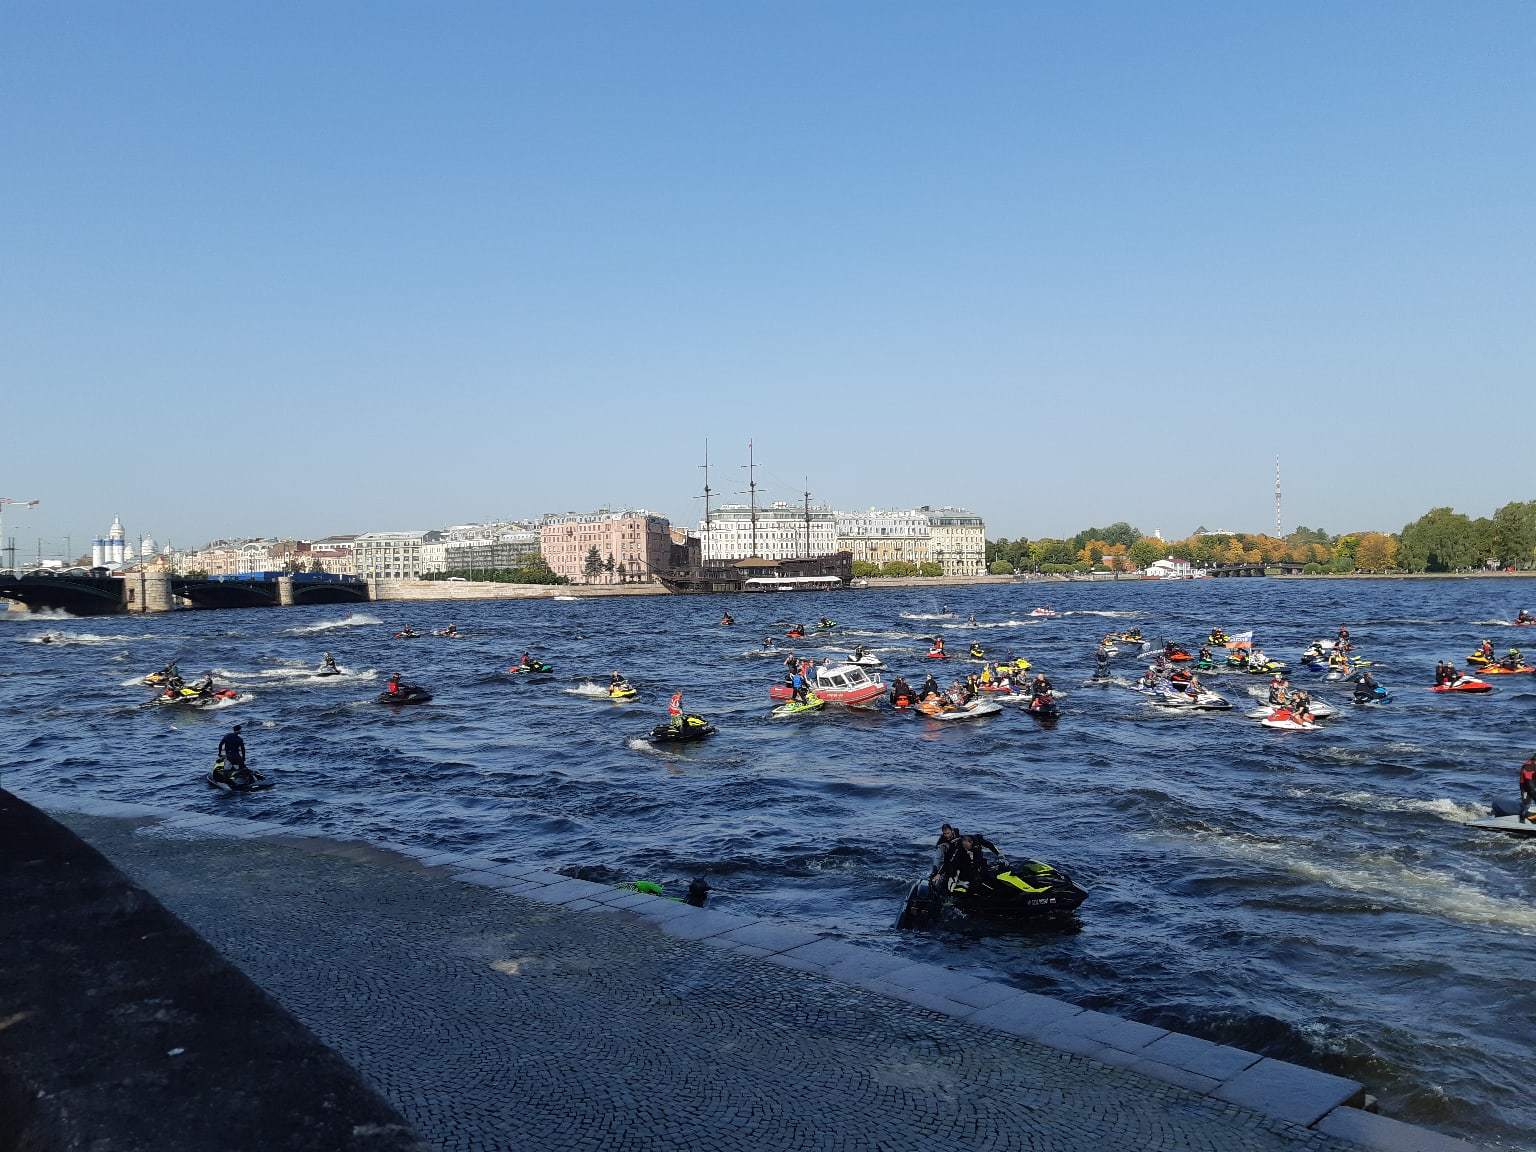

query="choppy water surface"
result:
[3,581,1533,1146]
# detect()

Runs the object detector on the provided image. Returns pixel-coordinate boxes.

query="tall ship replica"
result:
[657,445,852,594]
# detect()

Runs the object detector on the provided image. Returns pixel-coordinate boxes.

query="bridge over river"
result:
[0,570,370,616]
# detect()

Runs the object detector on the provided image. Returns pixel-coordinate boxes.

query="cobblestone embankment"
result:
[15,791,1483,1152]
[0,791,424,1152]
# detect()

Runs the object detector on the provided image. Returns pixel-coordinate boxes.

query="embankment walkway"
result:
[24,793,1477,1152]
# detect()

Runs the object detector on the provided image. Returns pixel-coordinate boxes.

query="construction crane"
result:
[0,498,40,570]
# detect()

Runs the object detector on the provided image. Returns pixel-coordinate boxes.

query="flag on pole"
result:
[1226,630,1254,650]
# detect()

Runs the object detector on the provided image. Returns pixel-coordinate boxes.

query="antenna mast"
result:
[1274,458,1283,536]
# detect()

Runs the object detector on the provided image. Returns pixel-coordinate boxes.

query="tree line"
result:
[985,501,1536,575]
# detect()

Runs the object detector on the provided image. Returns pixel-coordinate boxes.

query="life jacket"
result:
[668,693,682,717]
[388,680,400,695]
[1522,761,1536,792]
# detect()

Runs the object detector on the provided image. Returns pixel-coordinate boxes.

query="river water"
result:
[3,579,1532,1147]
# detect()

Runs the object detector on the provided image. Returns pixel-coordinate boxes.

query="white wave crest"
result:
[1194,830,1536,936]
[284,612,382,635]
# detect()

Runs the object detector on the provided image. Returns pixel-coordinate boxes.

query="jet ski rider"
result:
[387,673,403,697]
[1521,753,1536,824]
[1478,639,1495,662]
[1502,648,1524,670]
[1352,671,1381,703]
[322,652,339,673]
[1029,672,1053,699]
[217,724,247,772]
[1518,610,1534,625]
[920,673,942,700]
[668,691,685,729]
[790,667,809,705]
[1268,674,1289,706]
[610,670,631,692]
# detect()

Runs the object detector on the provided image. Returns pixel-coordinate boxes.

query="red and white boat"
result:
[811,663,885,707]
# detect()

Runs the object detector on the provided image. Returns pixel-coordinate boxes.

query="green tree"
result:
[882,560,917,577]
[582,545,603,582]
[1128,538,1165,571]
[852,560,880,578]
[604,552,616,583]
[1399,507,1481,572]
[1071,522,1141,551]
[1491,501,1536,568]
[988,559,1013,575]
[918,561,943,577]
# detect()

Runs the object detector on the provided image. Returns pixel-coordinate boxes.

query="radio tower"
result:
[1274,458,1283,537]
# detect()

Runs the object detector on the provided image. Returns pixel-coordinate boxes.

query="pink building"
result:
[539,510,673,583]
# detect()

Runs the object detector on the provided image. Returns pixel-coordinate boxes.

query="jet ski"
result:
[1479,663,1534,676]
[1029,607,1059,618]
[392,628,420,640]
[1207,630,1229,647]
[1151,689,1231,711]
[1350,686,1391,705]
[898,850,1086,930]
[785,628,806,639]
[434,628,460,638]
[608,683,638,702]
[143,667,181,686]
[1245,659,1289,675]
[1163,645,1193,663]
[925,649,950,660]
[968,645,986,660]
[151,685,241,709]
[378,684,432,705]
[847,652,885,669]
[1431,676,1493,694]
[916,697,1002,721]
[1260,708,1321,731]
[771,694,826,718]
[316,666,342,677]
[814,619,837,631]
[205,759,273,793]
[1025,693,1060,721]
[649,715,715,743]
[1108,630,1143,645]
[508,661,555,677]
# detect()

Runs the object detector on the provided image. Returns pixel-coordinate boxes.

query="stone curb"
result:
[19,790,1485,1152]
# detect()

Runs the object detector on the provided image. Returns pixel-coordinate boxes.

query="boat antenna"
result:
[744,439,759,559]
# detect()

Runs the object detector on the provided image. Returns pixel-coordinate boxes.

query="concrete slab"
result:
[599,891,662,910]
[514,869,573,888]
[1215,1058,1365,1127]
[451,870,507,888]
[624,896,699,923]
[657,909,759,942]
[966,991,1085,1039]
[1140,1032,1260,1082]
[712,921,823,954]
[521,878,612,905]
[1125,1056,1221,1096]
[418,851,466,867]
[875,961,990,1003]
[773,937,873,974]
[1035,1009,1168,1055]
[948,978,1027,1012]
[1316,1106,1483,1152]
[824,951,913,984]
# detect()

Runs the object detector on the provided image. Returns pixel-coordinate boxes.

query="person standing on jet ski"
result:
[668,691,685,729]
[790,666,810,705]
[929,823,959,879]
[1520,754,1536,824]
[217,724,247,772]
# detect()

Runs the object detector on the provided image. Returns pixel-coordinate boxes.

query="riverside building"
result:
[440,524,540,573]
[700,502,838,563]
[538,510,672,583]
[834,509,933,567]
[923,507,986,576]
[353,531,441,580]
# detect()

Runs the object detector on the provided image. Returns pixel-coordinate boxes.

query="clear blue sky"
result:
[4,2,1533,555]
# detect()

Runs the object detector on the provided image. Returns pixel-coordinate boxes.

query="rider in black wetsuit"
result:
[217,725,246,771]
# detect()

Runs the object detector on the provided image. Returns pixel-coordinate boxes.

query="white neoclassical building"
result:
[700,502,839,563]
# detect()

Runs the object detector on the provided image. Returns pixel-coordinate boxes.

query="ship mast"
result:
[696,440,713,558]
[746,440,759,559]
[802,479,812,559]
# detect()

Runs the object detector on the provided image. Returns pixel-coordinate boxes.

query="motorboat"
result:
[811,663,885,707]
